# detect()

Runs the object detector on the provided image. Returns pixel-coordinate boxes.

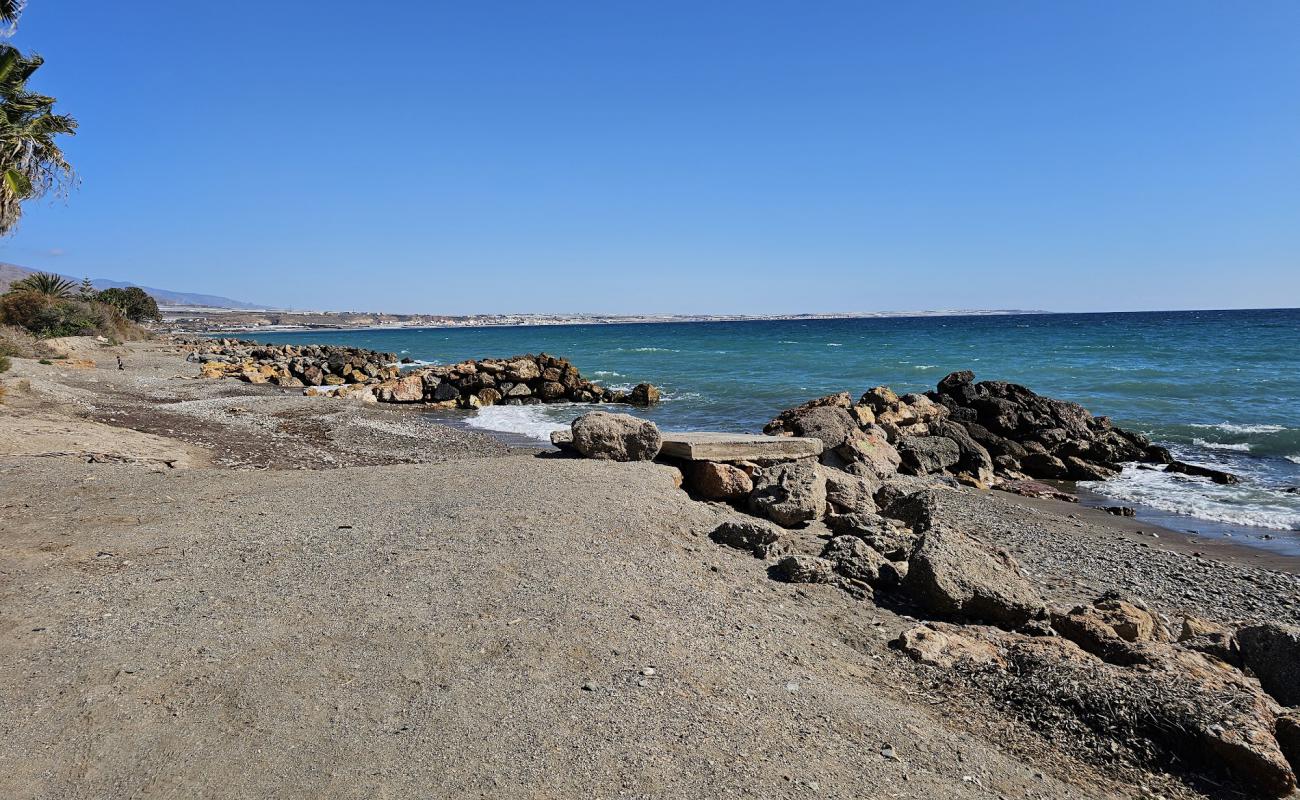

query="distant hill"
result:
[0,262,264,309]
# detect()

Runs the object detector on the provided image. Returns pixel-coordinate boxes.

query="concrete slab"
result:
[659,432,823,462]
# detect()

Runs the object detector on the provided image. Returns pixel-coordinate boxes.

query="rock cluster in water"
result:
[763,370,1177,489]
[185,339,659,408]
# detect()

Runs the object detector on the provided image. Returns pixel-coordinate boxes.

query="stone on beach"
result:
[685,461,753,500]
[903,527,1045,629]
[709,517,786,558]
[748,460,827,528]
[570,412,662,462]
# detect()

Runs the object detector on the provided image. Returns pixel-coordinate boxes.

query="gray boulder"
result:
[1237,623,1300,706]
[879,487,940,533]
[822,535,889,586]
[896,435,961,475]
[903,527,1045,629]
[781,405,857,451]
[748,461,827,528]
[709,517,786,558]
[771,555,836,584]
[570,412,662,462]
[823,469,879,515]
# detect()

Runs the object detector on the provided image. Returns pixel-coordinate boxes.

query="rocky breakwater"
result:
[187,340,660,410]
[183,338,402,388]
[764,370,1237,495]
[377,354,660,409]
[555,386,1290,794]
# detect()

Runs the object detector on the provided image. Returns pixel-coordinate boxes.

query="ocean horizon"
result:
[248,308,1300,547]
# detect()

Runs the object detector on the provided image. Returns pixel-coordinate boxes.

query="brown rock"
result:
[685,462,753,500]
[894,623,1004,669]
[629,383,660,406]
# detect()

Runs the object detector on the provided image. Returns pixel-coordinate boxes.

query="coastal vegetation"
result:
[0,0,76,235]
[0,271,153,340]
[95,285,160,322]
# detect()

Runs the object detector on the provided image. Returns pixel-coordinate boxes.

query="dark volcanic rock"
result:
[710,517,786,558]
[1167,460,1241,485]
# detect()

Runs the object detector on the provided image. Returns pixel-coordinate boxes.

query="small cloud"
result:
[46,248,65,257]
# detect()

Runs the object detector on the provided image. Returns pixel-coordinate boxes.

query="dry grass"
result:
[0,324,45,358]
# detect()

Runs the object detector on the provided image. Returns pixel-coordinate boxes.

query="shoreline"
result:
[3,337,1300,798]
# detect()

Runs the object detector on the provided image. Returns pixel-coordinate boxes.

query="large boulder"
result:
[1050,593,1168,666]
[764,393,853,435]
[896,435,961,475]
[1178,615,1240,666]
[878,487,939,533]
[748,461,827,528]
[903,527,1045,629]
[505,359,541,381]
[774,405,857,451]
[932,420,995,485]
[1237,623,1300,706]
[570,412,662,462]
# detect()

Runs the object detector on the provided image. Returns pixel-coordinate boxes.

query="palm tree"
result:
[0,44,76,236]
[7,271,75,297]
[0,1,22,34]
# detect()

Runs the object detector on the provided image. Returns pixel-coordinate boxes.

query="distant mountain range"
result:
[0,262,263,309]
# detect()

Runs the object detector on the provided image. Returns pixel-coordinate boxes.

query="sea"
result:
[248,309,1300,551]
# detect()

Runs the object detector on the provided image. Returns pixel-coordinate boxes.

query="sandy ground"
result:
[1,339,1297,799]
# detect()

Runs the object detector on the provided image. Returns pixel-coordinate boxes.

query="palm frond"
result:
[7,272,76,298]
[0,44,76,235]
[0,0,23,34]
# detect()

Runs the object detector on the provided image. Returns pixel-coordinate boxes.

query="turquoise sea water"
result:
[250,309,1300,541]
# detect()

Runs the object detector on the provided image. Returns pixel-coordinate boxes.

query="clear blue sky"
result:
[3,1,1298,313]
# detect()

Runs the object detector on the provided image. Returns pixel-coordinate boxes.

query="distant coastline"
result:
[161,307,1050,334]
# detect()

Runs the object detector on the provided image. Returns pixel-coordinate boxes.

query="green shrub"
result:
[0,291,149,341]
[0,355,10,373]
[38,358,51,365]
[96,286,160,322]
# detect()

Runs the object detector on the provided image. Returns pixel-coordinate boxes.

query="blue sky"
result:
[3,1,1298,314]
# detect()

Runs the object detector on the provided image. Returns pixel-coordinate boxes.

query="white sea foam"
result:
[1082,465,1300,531]
[464,405,571,442]
[620,347,680,353]
[914,364,938,370]
[826,343,843,347]
[1288,455,1300,465]
[591,370,623,377]
[1192,438,1252,452]
[1189,422,1287,434]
